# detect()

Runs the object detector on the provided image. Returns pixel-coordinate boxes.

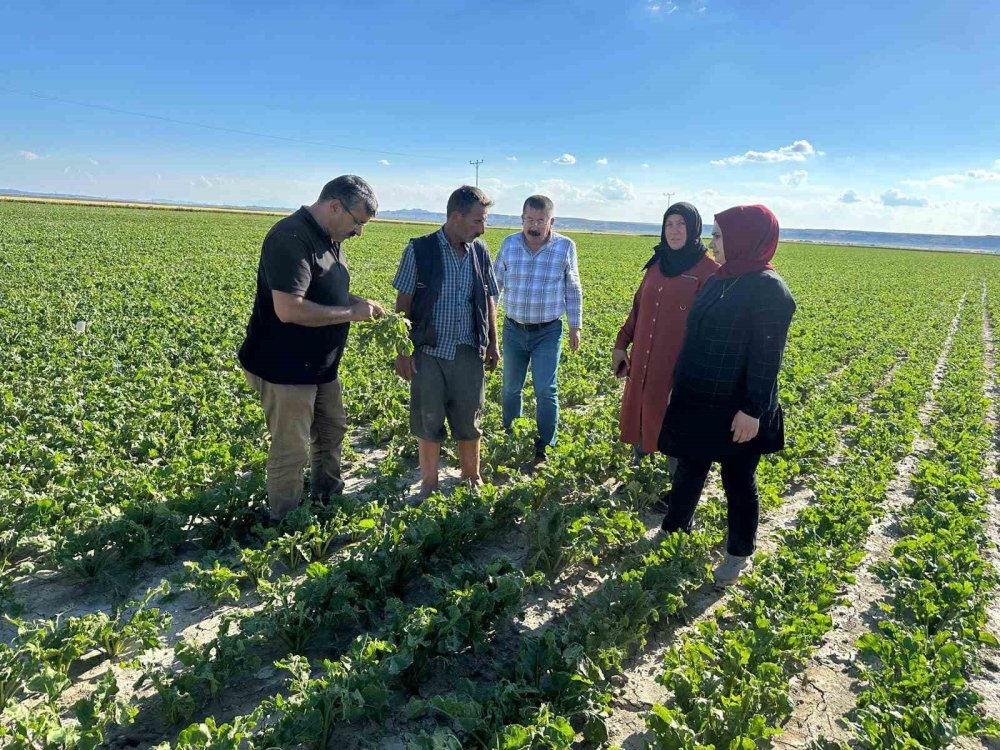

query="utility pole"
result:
[664,191,676,206]
[470,159,484,187]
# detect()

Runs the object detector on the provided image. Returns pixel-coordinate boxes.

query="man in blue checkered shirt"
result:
[495,195,583,464]
[393,186,499,497]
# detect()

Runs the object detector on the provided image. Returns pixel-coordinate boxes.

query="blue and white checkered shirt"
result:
[393,228,499,361]
[494,231,583,329]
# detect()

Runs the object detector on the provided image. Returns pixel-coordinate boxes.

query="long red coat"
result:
[615,254,720,453]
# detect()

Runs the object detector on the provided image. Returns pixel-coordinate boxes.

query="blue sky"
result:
[2,0,998,233]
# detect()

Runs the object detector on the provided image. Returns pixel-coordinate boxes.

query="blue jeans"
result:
[502,318,563,452]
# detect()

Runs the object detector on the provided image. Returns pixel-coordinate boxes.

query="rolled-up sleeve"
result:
[483,253,499,298]
[393,242,417,294]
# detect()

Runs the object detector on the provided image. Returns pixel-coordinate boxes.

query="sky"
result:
[2,0,999,235]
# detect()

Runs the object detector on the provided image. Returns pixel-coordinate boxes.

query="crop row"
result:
[641,289,960,747]
[338,266,963,746]
[827,291,1000,748]
[5,202,1000,746]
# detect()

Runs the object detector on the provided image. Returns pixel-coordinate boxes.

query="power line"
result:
[0,85,454,162]
[469,159,484,187]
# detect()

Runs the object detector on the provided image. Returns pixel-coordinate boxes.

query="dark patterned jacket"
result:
[659,269,796,459]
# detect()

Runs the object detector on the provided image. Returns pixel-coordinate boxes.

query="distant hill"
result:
[378,208,661,236]
[0,189,662,235]
[3,190,997,253]
[0,188,291,213]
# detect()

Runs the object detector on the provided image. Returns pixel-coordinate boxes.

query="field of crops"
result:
[1,199,1000,749]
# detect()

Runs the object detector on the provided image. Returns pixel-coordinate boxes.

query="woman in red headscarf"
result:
[657,205,796,584]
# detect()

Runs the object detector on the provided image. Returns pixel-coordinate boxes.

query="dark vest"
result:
[409,232,491,357]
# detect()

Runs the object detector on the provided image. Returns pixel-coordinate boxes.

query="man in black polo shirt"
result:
[239,175,384,521]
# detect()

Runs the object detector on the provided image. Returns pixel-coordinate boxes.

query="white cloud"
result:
[505,156,518,162]
[647,0,679,13]
[18,150,40,161]
[711,139,821,166]
[592,177,636,202]
[880,189,928,207]
[192,176,214,188]
[552,153,577,166]
[596,157,608,166]
[378,159,390,166]
[534,179,586,202]
[838,190,863,204]
[902,161,1000,189]
[966,168,1000,182]
[780,170,809,187]
[901,174,965,189]
[641,163,650,169]
[88,158,99,166]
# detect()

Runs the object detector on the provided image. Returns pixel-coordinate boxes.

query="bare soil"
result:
[775,294,965,747]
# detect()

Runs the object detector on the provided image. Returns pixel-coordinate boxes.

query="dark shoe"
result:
[650,493,671,514]
[253,513,284,533]
[532,449,547,467]
[309,493,330,507]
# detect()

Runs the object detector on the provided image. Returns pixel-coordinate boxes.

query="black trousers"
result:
[659,453,761,556]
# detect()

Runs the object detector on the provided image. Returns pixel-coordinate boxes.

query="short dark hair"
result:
[446,185,494,217]
[318,175,378,217]
[522,194,554,215]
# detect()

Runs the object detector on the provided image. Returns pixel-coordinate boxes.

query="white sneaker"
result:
[713,554,749,585]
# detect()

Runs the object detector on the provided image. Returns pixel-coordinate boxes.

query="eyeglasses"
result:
[340,200,368,230]
[522,217,549,226]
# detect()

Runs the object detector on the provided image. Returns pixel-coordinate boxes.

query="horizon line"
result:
[1,189,997,242]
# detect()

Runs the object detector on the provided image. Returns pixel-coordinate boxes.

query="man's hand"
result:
[731,411,760,443]
[485,341,500,371]
[568,327,581,352]
[349,299,385,322]
[612,348,630,378]
[394,354,416,381]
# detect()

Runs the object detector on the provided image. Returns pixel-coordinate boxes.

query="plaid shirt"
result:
[494,231,583,329]
[393,228,498,361]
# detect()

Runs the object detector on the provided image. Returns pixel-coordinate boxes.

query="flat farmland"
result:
[1,200,999,749]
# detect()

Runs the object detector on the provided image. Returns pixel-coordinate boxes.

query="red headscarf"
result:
[713,204,779,279]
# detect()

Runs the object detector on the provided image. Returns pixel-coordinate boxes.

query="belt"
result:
[506,317,559,331]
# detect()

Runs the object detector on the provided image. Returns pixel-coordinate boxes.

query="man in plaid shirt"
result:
[393,186,500,497]
[495,195,583,463]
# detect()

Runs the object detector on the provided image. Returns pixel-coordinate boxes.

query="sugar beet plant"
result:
[4,200,1000,747]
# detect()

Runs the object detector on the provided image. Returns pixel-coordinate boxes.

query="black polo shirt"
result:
[238,207,351,384]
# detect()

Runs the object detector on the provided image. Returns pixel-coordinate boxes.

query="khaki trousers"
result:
[244,370,348,519]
